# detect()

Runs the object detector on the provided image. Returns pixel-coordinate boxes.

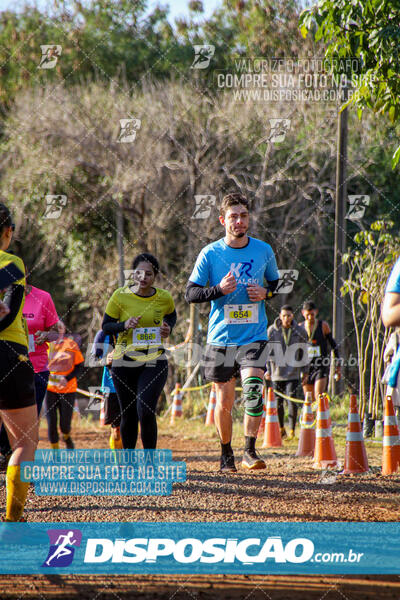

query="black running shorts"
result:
[307,367,329,384]
[203,341,268,383]
[0,341,36,409]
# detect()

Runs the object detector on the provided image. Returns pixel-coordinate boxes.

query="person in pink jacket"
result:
[23,284,64,414]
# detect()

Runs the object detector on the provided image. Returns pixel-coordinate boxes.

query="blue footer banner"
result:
[0,522,398,574]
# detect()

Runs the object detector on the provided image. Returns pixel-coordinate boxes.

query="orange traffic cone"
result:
[382,395,400,475]
[205,383,217,426]
[296,392,315,457]
[342,394,369,474]
[257,385,266,436]
[262,387,282,448]
[170,382,183,424]
[313,393,338,469]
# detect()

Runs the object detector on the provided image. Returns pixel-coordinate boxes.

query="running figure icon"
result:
[43,529,82,567]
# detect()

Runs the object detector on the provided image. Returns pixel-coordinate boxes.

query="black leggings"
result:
[273,380,299,431]
[45,391,75,444]
[112,357,168,449]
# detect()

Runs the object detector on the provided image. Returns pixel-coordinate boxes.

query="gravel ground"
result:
[1,573,400,599]
[0,418,399,598]
[5,422,398,523]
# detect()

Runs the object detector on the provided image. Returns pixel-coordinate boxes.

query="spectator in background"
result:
[266,305,309,440]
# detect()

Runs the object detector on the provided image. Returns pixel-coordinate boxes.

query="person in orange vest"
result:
[46,332,84,449]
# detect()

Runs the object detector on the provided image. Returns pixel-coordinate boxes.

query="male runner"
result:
[186,193,279,472]
[299,301,340,402]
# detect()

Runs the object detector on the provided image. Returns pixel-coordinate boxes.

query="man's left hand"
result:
[247,284,267,302]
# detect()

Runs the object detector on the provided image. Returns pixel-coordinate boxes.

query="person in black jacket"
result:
[266,305,309,440]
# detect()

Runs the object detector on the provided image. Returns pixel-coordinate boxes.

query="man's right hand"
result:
[219,271,237,295]
[124,316,141,330]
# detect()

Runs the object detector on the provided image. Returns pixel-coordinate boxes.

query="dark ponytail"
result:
[0,203,12,235]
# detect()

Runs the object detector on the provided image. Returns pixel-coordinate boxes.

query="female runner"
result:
[102,253,176,449]
[0,203,38,521]
[0,283,63,466]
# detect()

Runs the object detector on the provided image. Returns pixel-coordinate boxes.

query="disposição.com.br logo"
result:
[42,529,82,567]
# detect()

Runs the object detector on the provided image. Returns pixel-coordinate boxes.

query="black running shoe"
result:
[65,437,74,450]
[242,449,266,470]
[219,453,237,473]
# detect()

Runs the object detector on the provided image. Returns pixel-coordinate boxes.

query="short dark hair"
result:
[303,301,317,311]
[0,203,13,235]
[131,252,160,275]
[280,304,293,313]
[220,193,249,217]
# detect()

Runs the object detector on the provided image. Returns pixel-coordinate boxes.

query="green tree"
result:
[177,0,313,69]
[0,0,185,109]
[341,221,400,418]
[299,0,400,167]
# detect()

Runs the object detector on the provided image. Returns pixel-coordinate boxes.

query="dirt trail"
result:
[0,422,398,598]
